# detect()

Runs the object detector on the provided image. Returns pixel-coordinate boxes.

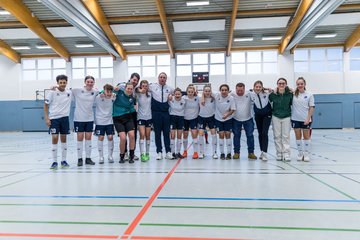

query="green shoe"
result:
[146,153,150,161]
[140,154,146,162]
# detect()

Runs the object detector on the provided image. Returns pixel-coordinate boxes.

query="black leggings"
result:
[255,114,272,152]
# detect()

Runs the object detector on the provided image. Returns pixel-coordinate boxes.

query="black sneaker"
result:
[172,153,177,159]
[85,158,95,165]
[129,159,134,164]
[50,162,58,170]
[177,153,184,159]
[77,158,83,166]
[226,153,232,160]
[61,161,70,168]
[119,159,125,164]
[220,154,226,160]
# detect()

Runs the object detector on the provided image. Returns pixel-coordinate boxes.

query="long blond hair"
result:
[295,77,306,97]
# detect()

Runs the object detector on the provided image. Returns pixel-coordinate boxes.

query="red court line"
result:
[121,144,192,239]
[0,233,117,239]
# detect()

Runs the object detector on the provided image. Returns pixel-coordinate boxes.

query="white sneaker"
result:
[297,152,303,161]
[156,152,163,160]
[212,153,218,159]
[99,157,104,164]
[165,152,173,160]
[284,156,291,162]
[259,152,264,160]
[134,155,139,160]
[199,153,205,159]
[261,152,267,161]
[303,152,310,162]
[124,153,129,161]
[108,156,114,163]
[276,154,283,161]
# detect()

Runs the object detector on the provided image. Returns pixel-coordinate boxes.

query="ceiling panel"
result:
[238,0,300,11]
[117,34,169,51]
[232,27,286,47]
[98,0,159,17]
[164,0,233,14]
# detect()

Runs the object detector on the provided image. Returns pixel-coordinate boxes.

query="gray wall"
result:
[0,93,359,131]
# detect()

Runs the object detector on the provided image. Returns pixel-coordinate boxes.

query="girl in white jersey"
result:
[291,77,315,162]
[136,80,152,162]
[72,76,98,166]
[183,85,200,159]
[214,84,236,160]
[198,84,217,159]
[169,88,186,159]
[94,84,115,164]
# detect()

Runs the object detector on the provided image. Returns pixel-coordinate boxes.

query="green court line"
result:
[2,220,360,233]
[139,223,360,232]
[0,220,128,226]
[1,203,360,213]
[286,163,357,200]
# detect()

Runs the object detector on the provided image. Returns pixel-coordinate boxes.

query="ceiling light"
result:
[11,45,30,50]
[190,39,210,44]
[36,44,51,49]
[75,43,94,48]
[314,33,337,38]
[0,10,10,15]
[122,42,141,46]
[186,1,209,6]
[261,36,282,41]
[234,37,254,42]
[148,41,167,45]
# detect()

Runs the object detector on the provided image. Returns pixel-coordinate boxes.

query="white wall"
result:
[0,50,360,101]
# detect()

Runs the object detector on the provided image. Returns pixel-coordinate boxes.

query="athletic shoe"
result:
[212,153,218,159]
[192,152,199,159]
[156,152,162,160]
[261,152,268,161]
[172,153,177,159]
[198,153,204,159]
[226,153,232,160]
[119,158,125,164]
[220,153,226,160]
[129,159,135,163]
[77,158,83,166]
[303,152,310,162]
[232,153,240,159]
[165,152,173,160]
[134,155,139,161]
[85,158,95,165]
[50,162,58,170]
[145,153,150,161]
[177,153,184,159]
[99,157,104,164]
[61,161,69,168]
[276,154,283,161]
[297,152,304,161]
[141,153,147,162]
[259,152,264,160]
[108,156,114,163]
[124,153,129,161]
[284,156,291,162]
[182,150,188,158]
[248,153,257,160]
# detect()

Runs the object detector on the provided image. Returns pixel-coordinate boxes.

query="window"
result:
[231,50,277,75]
[127,54,171,78]
[294,48,343,72]
[350,48,360,71]
[22,58,66,81]
[72,56,113,79]
[176,53,225,77]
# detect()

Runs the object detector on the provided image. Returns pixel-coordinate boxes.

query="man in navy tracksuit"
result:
[149,72,174,160]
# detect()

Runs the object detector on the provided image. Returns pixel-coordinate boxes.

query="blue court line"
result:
[0,195,360,203]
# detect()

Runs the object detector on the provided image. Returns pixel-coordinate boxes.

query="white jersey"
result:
[199,97,215,118]
[214,93,236,122]
[45,89,72,119]
[95,95,115,125]
[72,88,98,122]
[232,92,253,121]
[291,91,315,122]
[169,98,185,116]
[136,92,152,120]
[184,96,199,120]
[149,83,174,103]
[249,91,270,109]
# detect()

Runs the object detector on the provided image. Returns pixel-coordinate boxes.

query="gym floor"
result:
[0,129,359,240]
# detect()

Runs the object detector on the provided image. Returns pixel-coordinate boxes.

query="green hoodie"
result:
[269,87,293,119]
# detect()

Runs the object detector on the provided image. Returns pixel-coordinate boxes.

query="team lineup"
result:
[44,72,315,170]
